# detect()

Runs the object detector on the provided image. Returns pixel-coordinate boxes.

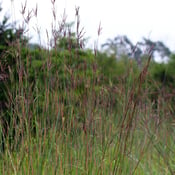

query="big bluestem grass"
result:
[0,0,175,174]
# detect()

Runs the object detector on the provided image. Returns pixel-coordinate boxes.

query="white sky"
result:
[1,0,175,51]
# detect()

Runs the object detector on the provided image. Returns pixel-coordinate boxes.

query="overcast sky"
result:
[1,0,175,51]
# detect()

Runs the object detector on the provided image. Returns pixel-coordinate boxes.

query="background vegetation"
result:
[0,1,175,174]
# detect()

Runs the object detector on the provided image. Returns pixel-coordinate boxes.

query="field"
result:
[0,1,175,174]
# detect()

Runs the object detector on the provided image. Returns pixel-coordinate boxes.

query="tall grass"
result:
[0,1,175,174]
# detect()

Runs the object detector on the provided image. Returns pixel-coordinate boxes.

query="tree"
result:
[101,35,171,63]
[102,35,142,60]
[0,2,29,152]
[0,3,15,109]
[138,38,171,61]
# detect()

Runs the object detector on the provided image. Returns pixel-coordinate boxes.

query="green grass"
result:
[1,109,174,175]
[0,1,175,174]
[1,55,174,174]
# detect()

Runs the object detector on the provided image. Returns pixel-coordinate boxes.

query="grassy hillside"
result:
[0,2,175,174]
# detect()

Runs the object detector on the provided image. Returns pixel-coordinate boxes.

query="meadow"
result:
[0,1,175,174]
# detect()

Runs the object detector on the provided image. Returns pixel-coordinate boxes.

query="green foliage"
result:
[0,2,175,174]
[167,54,175,78]
[150,56,175,86]
[0,3,28,110]
[150,63,169,83]
[96,52,139,85]
[0,16,14,46]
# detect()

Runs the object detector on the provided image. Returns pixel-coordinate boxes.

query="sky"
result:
[1,0,175,52]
